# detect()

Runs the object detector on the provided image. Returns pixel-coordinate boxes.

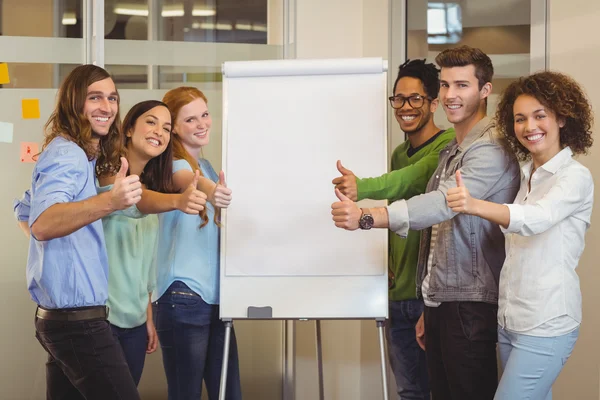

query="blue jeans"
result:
[154,281,242,400]
[386,300,430,400]
[110,323,148,386]
[495,326,579,400]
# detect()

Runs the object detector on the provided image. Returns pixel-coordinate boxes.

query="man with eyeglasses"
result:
[333,47,522,400]
[333,59,454,400]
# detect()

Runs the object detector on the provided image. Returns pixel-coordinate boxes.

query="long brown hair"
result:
[121,100,176,193]
[42,64,123,175]
[163,86,219,227]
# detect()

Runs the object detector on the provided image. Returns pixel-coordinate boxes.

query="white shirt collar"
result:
[521,146,573,179]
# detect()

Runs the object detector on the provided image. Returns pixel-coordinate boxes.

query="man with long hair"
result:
[17,65,142,399]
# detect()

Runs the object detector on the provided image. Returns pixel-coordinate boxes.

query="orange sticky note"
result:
[20,142,39,163]
[0,63,9,84]
[22,99,41,119]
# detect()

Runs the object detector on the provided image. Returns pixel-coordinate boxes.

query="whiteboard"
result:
[220,58,388,319]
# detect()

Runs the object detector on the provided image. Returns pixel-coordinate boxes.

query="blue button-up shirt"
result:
[23,137,108,309]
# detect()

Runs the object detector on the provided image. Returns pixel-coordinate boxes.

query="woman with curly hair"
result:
[445,71,594,399]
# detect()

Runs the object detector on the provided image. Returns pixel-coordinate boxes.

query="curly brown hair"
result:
[496,71,594,161]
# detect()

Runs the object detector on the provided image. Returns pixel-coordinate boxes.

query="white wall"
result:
[296,0,364,59]
[547,1,600,398]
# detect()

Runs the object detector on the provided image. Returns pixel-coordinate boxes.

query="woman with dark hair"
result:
[97,100,178,386]
[446,71,594,399]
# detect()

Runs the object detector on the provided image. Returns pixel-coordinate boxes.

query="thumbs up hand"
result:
[110,157,143,210]
[210,171,232,209]
[331,188,361,230]
[177,169,206,215]
[446,170,474,214]
[331,160,358,201]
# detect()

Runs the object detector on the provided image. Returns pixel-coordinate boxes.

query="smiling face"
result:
[127,105,172,160]
[393,76,437,135]
[172,97,212,155]
[83,77,119,138]
[439,65,489,129]
[513,94,563,165]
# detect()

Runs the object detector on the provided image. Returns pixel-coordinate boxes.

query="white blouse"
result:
[499,147,594,337]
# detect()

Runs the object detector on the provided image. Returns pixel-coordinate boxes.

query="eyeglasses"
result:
[388,94,432,109]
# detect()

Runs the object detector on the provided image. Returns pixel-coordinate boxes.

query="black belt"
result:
[36,306,109,322]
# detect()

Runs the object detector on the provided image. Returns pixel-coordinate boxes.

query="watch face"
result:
[359,214,374,230]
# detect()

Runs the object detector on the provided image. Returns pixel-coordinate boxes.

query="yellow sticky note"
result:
[0,63,9,84]
[22,99,41,119]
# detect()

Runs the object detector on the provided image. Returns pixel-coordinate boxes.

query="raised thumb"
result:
[190,169,200,188]
[219,171,226,187]
[117,157,128,178]
[455,170,464,187]
[335,188,350,202]
[337,160,352,176]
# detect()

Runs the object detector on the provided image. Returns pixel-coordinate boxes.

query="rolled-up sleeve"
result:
[503,204,526,233]
[501,168,593,236]
[13,189,32,222]
[387,199,410,237]
[30,146,83,226]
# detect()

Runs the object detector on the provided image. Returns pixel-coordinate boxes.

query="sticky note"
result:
[0,63,9,84]
[0,121,13,143]
[20,142,39,163]
[22,99,41,119]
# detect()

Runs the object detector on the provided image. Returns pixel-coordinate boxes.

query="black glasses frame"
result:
[388,94,433,109]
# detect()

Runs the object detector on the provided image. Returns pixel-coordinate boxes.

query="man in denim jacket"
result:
[332,46,520,400]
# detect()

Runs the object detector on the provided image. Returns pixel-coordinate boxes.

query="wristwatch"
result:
[358,208,374,230]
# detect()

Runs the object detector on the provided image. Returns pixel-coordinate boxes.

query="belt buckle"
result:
[171,290,195,297]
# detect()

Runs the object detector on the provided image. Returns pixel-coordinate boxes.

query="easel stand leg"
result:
[315,320,325,400]
[219,319,233,400]
[377,319,389,400]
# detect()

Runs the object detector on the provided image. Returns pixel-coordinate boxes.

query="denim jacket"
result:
[387,117,520,304]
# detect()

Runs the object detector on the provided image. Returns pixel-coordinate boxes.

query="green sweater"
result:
[357,128,455,301]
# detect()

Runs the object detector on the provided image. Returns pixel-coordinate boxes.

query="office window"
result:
[427,3,462,44]
[103,0,268,44]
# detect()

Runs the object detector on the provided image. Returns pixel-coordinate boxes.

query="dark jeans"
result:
[153,281,242,400]
[424,302,498,400]
[35,315,140,400]
[110,323,148,386]
[386,300,430,400]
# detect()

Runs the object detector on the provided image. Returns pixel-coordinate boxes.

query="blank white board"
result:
[220,58,388,319]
